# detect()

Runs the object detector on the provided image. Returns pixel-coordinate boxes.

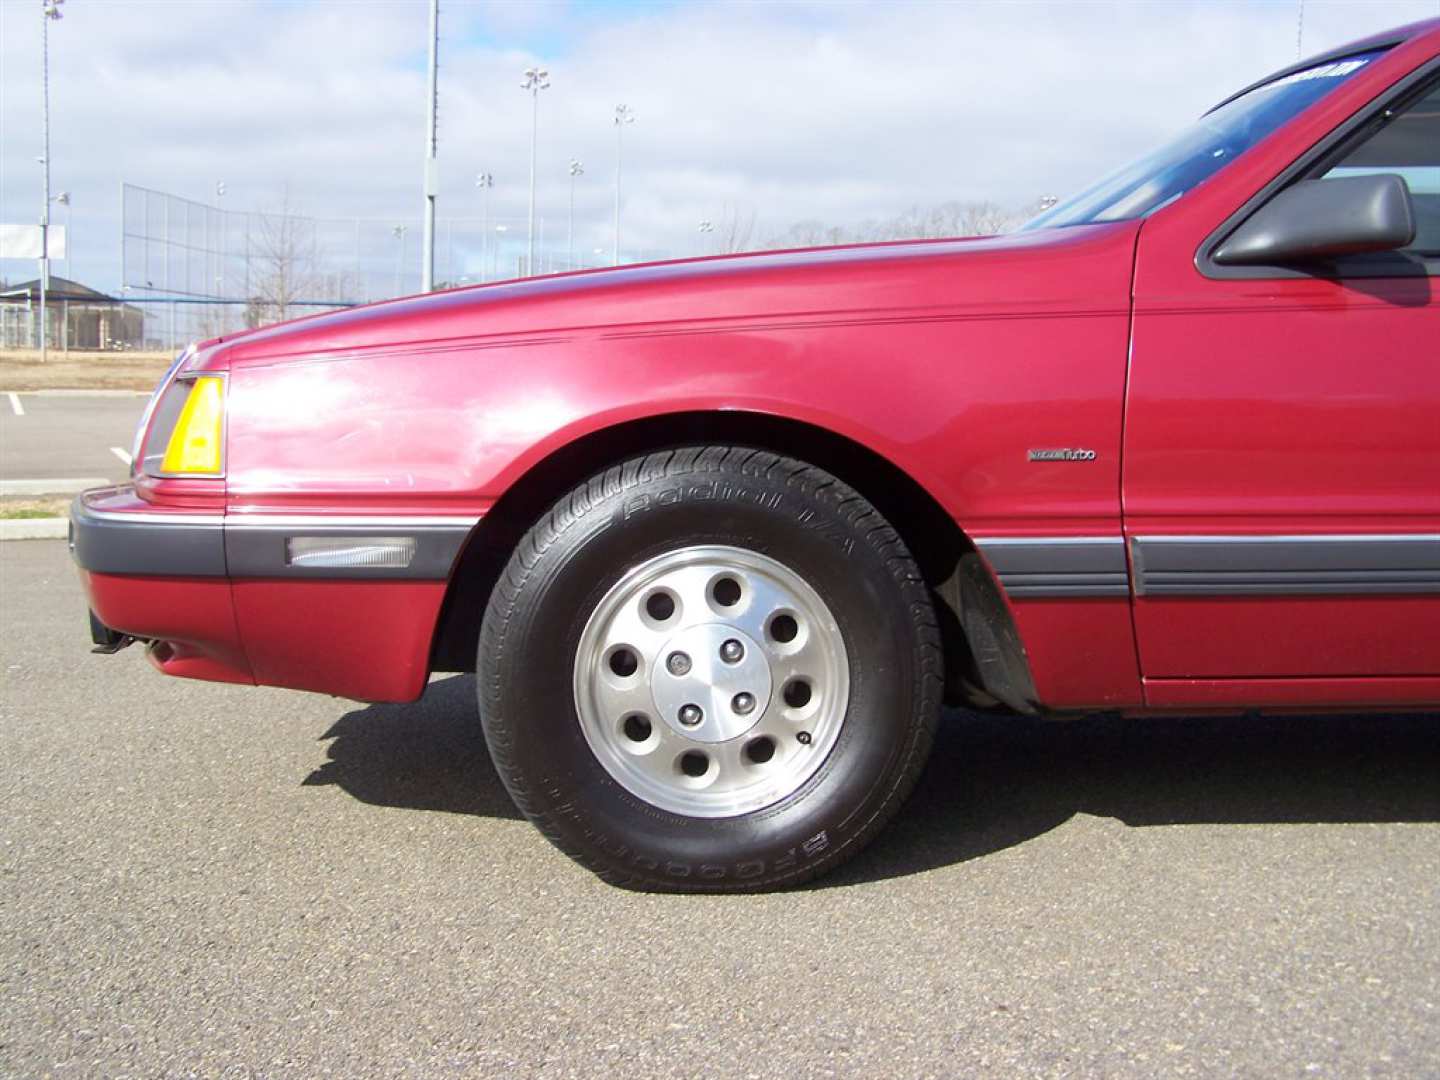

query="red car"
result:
[74,20,1439,890]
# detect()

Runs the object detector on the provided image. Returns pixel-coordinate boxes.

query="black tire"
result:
[478,446,941,891]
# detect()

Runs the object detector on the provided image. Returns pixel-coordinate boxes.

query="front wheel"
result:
[478,446,941,891]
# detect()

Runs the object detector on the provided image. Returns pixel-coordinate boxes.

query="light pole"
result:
[392,225,408,296]
[215,181,226,303]
[567,159,584,271]
[421,0,440,292]
[521,66,550,277]
[52,191,71,279]
[697,219,713,256]
[612,104,635,266]
[475,172,493,282]
[38,0,63,361]
[494,223,508,281]
[50,191,70,351]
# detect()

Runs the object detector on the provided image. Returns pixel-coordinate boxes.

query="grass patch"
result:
[0,349,174,392]
[0,497,70,520]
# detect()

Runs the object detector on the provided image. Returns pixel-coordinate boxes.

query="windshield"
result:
[1022,50,1385,230]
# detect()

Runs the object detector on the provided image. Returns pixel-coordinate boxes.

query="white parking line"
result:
[7,392,23,416]
[110,447,133,466]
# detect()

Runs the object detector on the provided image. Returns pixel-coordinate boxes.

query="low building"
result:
[0,276,145,350]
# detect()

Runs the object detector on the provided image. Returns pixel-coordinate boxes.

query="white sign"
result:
[0,224,67,260]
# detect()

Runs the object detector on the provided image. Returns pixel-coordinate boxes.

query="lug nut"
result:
[678,703,703,727]
[732,692,756,715]
[797,730,813,745]
[719,639,744,664]
[666,651,692,677]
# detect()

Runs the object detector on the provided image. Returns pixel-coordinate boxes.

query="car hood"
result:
[211,222,1139,366]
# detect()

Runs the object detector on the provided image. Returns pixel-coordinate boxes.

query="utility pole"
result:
[39,0,64,361]
[612,104,634,266]
[522,66,550,277]
[422,0,439,292]
[567,160,583,271]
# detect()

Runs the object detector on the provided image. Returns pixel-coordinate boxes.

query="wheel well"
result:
[428,410,1035,710]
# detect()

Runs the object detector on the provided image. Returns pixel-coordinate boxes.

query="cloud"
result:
[1,0,1435,293]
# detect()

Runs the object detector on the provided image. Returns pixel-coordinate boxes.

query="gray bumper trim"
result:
[975,537,1130,598]
[71,494,476,580]
[69,495,226,577]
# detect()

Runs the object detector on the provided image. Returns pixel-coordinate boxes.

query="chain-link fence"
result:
[120,183,613,349]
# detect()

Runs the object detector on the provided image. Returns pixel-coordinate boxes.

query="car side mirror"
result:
[1212,173,1416,266]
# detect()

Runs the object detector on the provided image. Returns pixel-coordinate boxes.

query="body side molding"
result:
[974,536,1130,598]
[1131,534,1440,595]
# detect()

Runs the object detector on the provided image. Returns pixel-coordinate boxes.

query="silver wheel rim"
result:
[573,544,850,818]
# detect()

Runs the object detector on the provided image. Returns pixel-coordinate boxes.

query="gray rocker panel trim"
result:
[975,536,1130,598]
[70,499,477,580]
[1131,534,1440,596]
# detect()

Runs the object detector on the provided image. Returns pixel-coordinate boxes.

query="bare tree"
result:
[759,198,1034,251]
[248,188,320,328]
[714,203,758,254]
[956,201,1020,236]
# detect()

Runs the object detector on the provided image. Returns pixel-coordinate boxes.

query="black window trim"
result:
[1196,55,1440,281]
[1205,34,1408,114]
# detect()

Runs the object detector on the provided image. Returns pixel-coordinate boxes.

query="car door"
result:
[1124,66,1440,709]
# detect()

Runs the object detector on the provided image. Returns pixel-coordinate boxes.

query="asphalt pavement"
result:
[1,391,145,485]
[3,538,1438,1077]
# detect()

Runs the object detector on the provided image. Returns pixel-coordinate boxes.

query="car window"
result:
[1022,51,1385,230]
[1320,79,1440,258]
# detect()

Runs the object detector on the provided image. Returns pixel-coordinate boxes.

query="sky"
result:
[2,0,1438,294]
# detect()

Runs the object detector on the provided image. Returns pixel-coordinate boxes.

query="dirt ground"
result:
[0,349,173,391]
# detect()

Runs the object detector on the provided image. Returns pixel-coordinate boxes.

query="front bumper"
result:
[70,486,253,686]
[69,485,477,701]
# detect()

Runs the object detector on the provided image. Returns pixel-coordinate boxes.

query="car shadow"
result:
[306,675,1440,885]
[302,674,522,820]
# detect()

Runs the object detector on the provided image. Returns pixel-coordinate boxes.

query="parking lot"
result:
[1,391,144,486]
[3,522,1439,1075]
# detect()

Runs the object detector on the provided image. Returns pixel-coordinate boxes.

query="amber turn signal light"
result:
[159,376,225,475]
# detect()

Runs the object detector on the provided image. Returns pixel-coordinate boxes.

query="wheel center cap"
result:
[650,623,771,743]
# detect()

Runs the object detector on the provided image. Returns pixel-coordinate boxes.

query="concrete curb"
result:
[7,389,150,397]
[1,518,68,541]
